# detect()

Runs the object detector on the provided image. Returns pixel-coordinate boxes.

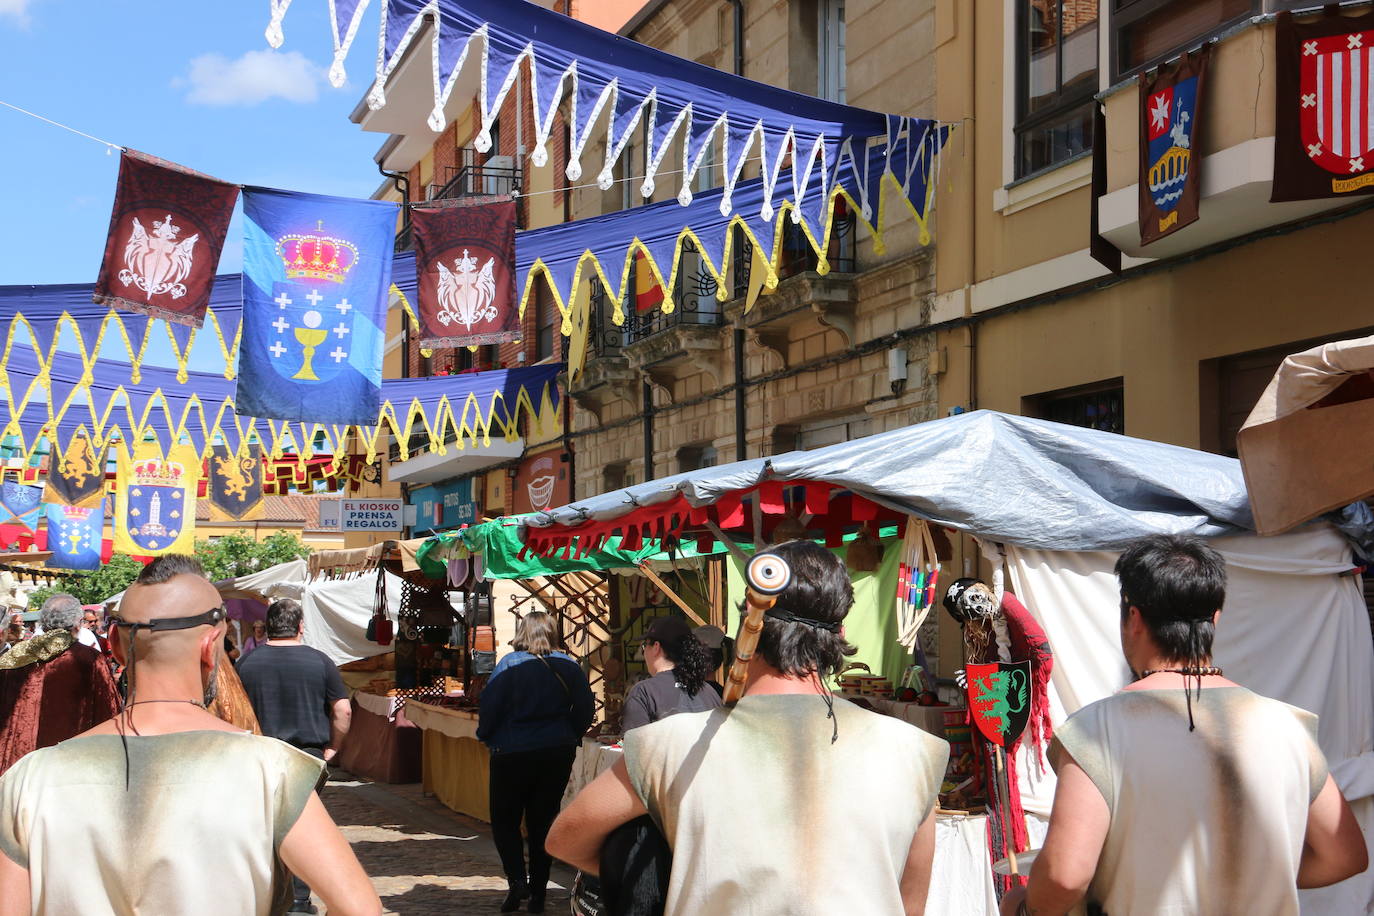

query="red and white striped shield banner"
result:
[1301,28,1374,175]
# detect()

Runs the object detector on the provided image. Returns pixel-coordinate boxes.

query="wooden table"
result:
[406,701,489,821]
[562,737,623,807]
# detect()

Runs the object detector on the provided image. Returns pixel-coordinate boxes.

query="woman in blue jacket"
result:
[478,611,595,913]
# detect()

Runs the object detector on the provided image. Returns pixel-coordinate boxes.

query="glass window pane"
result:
[1025,1,1060,114]
[1060,8,1099,96]
[1018,101,1095,176]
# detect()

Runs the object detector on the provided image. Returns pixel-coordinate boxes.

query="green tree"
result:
[27,532,310,610]
[192,532,311,582]
[28,554,144,609]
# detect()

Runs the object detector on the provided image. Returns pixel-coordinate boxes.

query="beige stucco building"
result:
[931,1,1372,455]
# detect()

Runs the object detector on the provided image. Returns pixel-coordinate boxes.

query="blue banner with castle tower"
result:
[237,187,398,425]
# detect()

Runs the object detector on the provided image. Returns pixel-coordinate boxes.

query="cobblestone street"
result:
[315,774,576,915]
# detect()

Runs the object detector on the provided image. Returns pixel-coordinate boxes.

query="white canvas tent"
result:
[521,410,1374,913]
[215,560,404,667]
[104,560,404,667]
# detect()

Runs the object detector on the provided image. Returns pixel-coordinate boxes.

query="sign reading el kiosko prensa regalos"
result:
[337,499,404,531]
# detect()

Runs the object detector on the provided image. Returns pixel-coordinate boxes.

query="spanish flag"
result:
[634,251,664,313]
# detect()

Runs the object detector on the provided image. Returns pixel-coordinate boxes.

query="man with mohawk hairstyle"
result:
[0,554,380,916]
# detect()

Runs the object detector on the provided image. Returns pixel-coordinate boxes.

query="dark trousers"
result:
[489,746,577,890]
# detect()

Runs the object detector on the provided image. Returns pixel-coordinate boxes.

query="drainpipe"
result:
[642,381,655,479]
[727,0,745,78]
[964,0,977,411]
[381,162,413,377]
[727,0,747,461]
[563,381,576,498]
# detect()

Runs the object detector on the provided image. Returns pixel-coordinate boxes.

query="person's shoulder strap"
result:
[537,655,573,698]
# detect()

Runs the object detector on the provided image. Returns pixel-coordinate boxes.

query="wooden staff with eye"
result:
[723,551,793,705]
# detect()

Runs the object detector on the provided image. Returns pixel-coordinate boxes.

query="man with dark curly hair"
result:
[548,539,950,915]
[621,616,722,732]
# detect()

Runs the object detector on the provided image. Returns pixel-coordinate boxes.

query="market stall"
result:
[214,555,444,783]
[511,409,1374,914]
[335,692,423,784]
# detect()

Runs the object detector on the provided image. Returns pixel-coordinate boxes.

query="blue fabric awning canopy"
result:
[266,0,947,230]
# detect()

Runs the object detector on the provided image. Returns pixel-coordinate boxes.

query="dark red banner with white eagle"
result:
[411,197,519,349]
[1274,7,1374,202]
[93,150,239,327]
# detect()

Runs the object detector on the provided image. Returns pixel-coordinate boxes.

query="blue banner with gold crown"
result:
[238,187,398,425]
[45,499,104,571]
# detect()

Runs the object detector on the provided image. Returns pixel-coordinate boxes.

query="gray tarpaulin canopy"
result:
[525,409,1257,551]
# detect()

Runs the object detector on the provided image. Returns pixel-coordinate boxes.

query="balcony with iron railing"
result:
[729,200,861,354]
[395,148,523,253]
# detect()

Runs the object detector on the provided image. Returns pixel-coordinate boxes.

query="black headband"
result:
[109,606,227,633]
[765,609,840,633]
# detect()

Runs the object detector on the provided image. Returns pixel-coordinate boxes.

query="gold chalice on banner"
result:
[293,310,328,381]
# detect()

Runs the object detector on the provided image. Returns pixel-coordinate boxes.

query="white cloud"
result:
[0,0,33,26]
[181,49,325,106]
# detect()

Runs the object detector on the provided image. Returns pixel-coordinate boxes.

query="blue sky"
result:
[0,0,386,288]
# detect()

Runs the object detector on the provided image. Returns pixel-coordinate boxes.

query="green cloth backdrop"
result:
[725,538,910,687]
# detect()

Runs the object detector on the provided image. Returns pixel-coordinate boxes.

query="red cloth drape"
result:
[0,644,121,776]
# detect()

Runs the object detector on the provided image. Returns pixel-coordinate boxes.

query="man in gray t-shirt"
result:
[237,597,351,914]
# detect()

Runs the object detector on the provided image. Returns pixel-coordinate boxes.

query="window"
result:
[695,139,717,195]
[1015,0,1099,179]
[674,241,720,323]
[1112,0,1255,81]
[487,118,502,162]
[818,0,847,104]
[535,283,557,362]
[772,425,801,455]
[1025,379,1125,434]
[676,444,718,474]
[603,462,634,492]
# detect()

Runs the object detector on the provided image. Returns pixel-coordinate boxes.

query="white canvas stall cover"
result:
[1005,525,1374,914]
[300,572,403,667]
[215,559,404,667]
[218,558,309,601]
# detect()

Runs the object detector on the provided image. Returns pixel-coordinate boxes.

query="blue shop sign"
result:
[410,478,478,533]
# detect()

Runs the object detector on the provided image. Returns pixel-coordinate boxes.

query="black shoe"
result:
[288,902,317,915]
[500,882,530,913]
[527,891,545,914]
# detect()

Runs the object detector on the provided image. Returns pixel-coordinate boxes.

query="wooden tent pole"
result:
[635,562,708,627]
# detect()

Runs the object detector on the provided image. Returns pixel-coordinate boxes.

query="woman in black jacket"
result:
[478,611,595,913]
